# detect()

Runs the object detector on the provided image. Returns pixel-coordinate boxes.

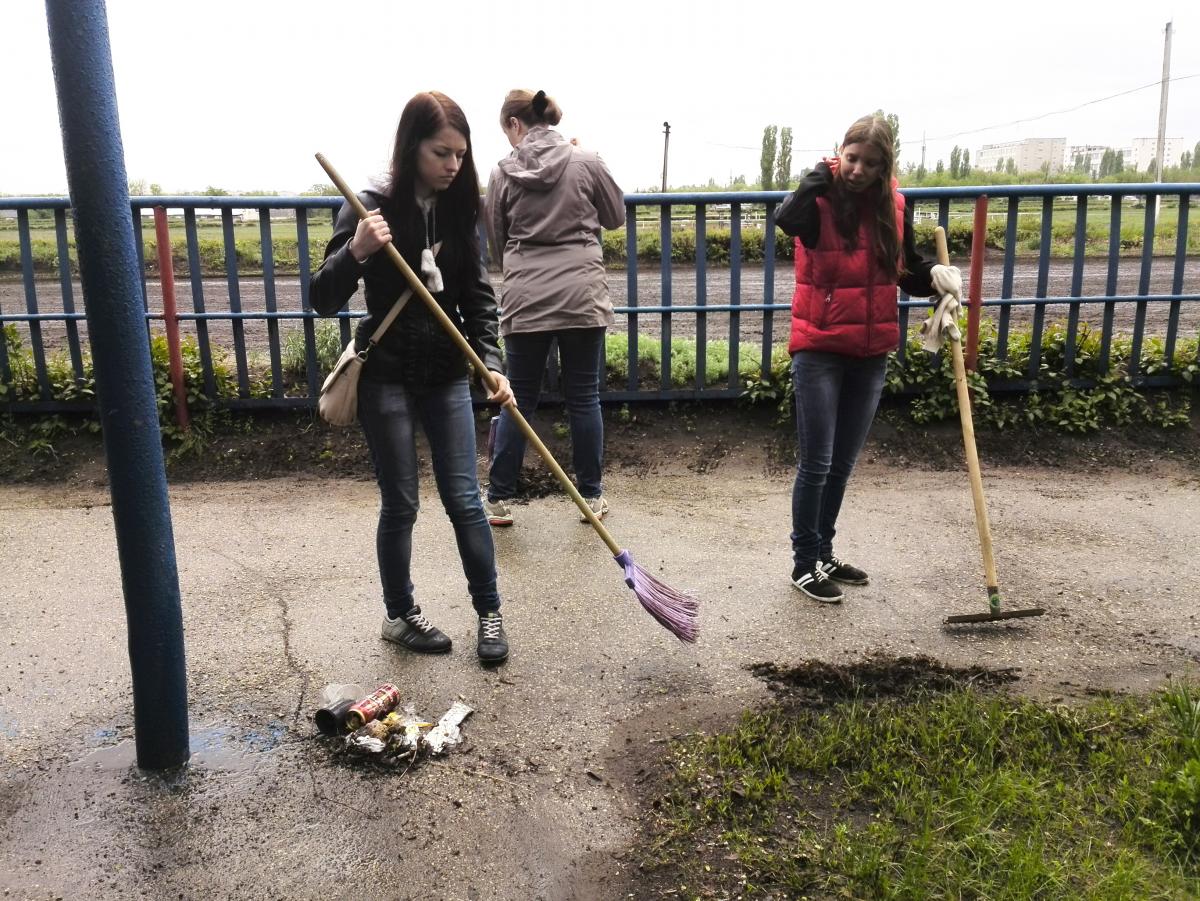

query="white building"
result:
[1129,137,1185,173]
[976,138,1066,175]
[1062,144,1109,177]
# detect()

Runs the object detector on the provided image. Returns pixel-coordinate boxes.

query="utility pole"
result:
[920,131,927,174]
[661,121,670,193]
[1153,21,1172,183]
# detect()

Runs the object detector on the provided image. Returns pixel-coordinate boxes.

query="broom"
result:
[315,153,699,642]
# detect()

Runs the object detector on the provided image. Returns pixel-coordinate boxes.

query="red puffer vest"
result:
[788,188,907,357]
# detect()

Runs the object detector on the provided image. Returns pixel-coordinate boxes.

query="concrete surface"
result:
[1,446,1198,899]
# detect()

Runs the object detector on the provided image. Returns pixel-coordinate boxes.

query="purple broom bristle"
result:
[614,550,699,643]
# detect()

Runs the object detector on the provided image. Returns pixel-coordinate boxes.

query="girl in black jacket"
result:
[310,91,513,664]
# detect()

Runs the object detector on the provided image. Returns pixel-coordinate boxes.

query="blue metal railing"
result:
[1,184,1197,413]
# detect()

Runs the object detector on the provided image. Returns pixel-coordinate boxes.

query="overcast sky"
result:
[4,1,1198,196]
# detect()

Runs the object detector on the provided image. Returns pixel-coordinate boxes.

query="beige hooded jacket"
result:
[485,125,625,336]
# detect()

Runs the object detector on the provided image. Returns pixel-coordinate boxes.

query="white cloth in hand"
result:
[930,264,962,299]
[919,292,962,353]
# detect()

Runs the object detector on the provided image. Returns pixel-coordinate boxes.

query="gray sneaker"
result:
[579,495,610,523]
[484,496,514,527]
[381,606,452,654]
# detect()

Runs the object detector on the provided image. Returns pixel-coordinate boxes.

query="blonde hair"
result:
[499,89,562,129]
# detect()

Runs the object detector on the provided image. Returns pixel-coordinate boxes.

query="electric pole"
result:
[1153,21,1172,184]
[661,121,670,192]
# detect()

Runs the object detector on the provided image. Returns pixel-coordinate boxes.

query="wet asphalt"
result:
[1,442,1198,899]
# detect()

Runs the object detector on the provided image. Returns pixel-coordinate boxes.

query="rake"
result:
[316,153,699,642]
[932,226,1044,625]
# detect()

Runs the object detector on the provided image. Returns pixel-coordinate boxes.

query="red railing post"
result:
[153,206,190,431]
[967,196,988,373]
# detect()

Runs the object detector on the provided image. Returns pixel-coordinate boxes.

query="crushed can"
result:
[344,683,402,731]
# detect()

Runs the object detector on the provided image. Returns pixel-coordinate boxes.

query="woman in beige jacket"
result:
[483,89,625,526]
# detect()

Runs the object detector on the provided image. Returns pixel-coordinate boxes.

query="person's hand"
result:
[930,264,963,301]
[349,209,390,262]
[822,156,841,179]
[485,371,513,406]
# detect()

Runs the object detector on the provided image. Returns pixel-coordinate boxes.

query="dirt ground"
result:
[2,403,1200,899]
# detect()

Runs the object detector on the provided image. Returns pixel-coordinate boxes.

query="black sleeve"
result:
[458,256,504,374]
[897,200,936,297]
[775,162,833,247]
[308,198,368,317]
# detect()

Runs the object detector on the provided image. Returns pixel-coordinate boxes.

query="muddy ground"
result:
[1,404,1199,899]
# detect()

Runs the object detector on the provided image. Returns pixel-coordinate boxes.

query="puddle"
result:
[73,721,287,773]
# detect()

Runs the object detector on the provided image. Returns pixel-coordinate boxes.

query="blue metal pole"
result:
[44,0,189,769]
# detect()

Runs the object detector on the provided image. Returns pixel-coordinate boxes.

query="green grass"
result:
[643,675,1200,900]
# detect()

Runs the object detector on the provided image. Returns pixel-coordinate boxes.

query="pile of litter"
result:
[314,683,473,767]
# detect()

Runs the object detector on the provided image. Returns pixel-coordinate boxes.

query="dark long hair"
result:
[829,114,903,278]
[384,91,480,270]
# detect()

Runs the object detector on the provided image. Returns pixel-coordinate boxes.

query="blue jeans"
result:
[357,376,500,618]
[488,327,606,500]
[790,351,888,571]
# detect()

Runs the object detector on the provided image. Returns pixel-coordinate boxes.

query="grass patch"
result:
[640,657,1200,899]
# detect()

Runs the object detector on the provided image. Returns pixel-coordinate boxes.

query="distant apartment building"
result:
[1129,137,1185,172]
[976,138,1066,174]
[1062,144,1109,177]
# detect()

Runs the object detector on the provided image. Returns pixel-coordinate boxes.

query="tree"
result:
[1005,157,1017,175]
[916,164,927,181]
[149,183,163,195]
[1194,141,1200,167]
[960,149,970,178]
[128,178,147,195]
[1073,153,1087,173]
[935,159,945,175]
[873,109,901,161]
[774,127,793,190]
[760,126,778,191]
[203,185,230,196]
[1098,149,1114,178]
[995,157,1004,173]
[1182,150,1193,169]
[1115,150,1124,174]
[949,146,961,179]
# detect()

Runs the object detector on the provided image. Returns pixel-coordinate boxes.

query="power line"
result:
[703,72,1200,155]
[913,72,1200,145]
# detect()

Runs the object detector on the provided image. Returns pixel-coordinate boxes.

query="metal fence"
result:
[1,183,1197,414]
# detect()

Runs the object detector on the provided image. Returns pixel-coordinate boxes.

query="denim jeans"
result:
[790,351,888,571]
[357,376,500,618]
[488,326,606,500]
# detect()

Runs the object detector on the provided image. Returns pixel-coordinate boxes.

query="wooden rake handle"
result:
[934,227,1000,603]
[315,152,621,555]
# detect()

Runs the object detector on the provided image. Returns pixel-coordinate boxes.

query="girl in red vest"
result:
[776,114,961,603]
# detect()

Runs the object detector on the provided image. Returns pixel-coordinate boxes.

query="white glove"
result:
[919,292,962,353]
[930,264,962,300]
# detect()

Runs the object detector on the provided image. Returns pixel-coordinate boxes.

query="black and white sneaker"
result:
[477,611,509,664]
[791,563,845,603]
[821,555,869,585]
[381,606,452,654]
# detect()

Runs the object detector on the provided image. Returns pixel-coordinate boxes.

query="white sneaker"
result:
[579,496,609,522]
[484,497,513,527]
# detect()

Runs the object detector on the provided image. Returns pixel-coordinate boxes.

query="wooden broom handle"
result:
[934,227,999,594]
[315,152,622,554]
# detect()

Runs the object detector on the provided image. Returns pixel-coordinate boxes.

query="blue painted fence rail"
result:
[1,184,1196,414]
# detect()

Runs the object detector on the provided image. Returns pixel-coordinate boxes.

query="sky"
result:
[3,0,1199,196]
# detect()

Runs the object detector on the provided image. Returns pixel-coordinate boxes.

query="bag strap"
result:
[364,240,442,350]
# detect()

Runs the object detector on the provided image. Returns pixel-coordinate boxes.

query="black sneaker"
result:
[821,555,869,585]
[477,611,509,664]
[791,563,845,603]
[381,606,452,654]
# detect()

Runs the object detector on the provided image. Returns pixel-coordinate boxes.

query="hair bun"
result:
[531,90,548,117]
